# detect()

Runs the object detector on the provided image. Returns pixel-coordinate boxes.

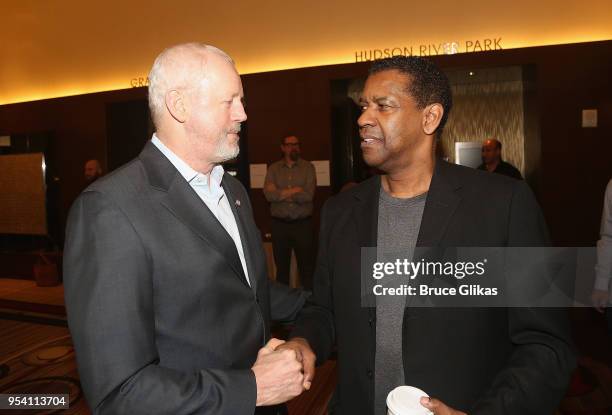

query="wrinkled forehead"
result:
[202,53,241,84]
[186,56,243,103]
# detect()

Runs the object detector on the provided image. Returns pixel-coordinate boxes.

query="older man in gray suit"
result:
[64,43,308,415]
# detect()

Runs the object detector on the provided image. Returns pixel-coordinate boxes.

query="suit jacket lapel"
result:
[139,142,249,287]
[406,160,462,308]
[353,164,462,249]
[416,160,462,248]
[351,176,381,324]
[353,176,381,249]
[222,177,258,292]
[353,163,461,310]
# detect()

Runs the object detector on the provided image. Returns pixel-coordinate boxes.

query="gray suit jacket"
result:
[64,141,305,414]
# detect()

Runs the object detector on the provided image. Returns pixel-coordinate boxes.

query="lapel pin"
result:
[235,200,241,207]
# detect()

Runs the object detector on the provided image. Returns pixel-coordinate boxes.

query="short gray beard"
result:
[213,138,240,163]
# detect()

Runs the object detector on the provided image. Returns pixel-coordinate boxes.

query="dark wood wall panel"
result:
[0,41,610,246]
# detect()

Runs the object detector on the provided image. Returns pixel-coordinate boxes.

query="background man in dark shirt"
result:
[477,138,522,179]
[83,159,103,184]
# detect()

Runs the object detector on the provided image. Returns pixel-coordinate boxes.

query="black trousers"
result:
[271,217,314,290]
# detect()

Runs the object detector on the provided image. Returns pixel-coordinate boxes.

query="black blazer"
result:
[291,160,575,414]
[64,142,305,414]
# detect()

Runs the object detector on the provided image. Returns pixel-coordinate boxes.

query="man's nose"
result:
[234,102,247,122]
[358,108,374,129]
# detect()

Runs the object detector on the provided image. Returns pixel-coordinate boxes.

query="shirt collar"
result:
[282,158,301,168]
[151,134,225,189]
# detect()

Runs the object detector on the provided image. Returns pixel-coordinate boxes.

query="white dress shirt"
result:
[151,134,250,286]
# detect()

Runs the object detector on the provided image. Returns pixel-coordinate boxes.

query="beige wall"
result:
[2,0,611,104]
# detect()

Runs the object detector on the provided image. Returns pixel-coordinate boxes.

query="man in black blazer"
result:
[281,56,575,414]
[64,43,308,414]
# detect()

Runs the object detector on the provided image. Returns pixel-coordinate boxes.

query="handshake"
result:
[251,337,316,406]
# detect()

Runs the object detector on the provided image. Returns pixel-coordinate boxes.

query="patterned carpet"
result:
[0,317,336,415]
[0,277,609,414]
[0,332,88,414]
[1,318,609,414]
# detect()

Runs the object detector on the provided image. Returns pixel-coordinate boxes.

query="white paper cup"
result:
[386,386,433,415]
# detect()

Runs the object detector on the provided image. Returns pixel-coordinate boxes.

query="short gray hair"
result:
[147,43,234,128]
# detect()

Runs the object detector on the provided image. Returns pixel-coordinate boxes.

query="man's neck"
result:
[486,160,500,172]
[381,156,434,198]
[156,131,215,174]
[284,157,298,167]
[185,158,215,175]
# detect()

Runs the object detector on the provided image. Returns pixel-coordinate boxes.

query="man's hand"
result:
[592,289,609,313]
[420,396,467,415]
[252,338,305,406]
[275,337,316,390]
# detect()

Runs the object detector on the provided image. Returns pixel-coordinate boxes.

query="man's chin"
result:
[215,146,240,163]
[362,152,382,169]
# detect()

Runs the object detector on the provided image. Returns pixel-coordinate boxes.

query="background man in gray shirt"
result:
[264,135,316,289]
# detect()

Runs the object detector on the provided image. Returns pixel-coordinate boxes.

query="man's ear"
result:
[165,89,188,123]
[422,103,444,136]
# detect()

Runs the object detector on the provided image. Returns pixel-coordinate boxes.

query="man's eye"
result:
[360,105,368,112]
